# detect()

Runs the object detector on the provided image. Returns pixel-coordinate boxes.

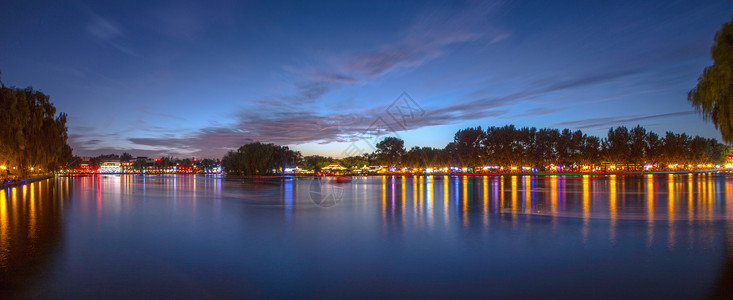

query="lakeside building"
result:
[100,161,121,173]
[321,164,348,175]
[63,156,221,174]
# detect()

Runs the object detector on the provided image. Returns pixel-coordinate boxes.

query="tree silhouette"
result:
[688,18,733,143]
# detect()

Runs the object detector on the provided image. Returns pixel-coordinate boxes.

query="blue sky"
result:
[1,0,731,158]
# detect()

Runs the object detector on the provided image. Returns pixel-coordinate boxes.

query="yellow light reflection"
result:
[582,175,590,242]
[0,190,7,256]
[668,174,675,248]
[419,176,424,205]
[688,175,693,225]
[550,176,558,216]
[483,176,489,227]
[511,176,517,215]
[29,182,37,239]
[707,175,714,219]
[610,175,617,242]
[500,176,505,212]
[11,187,18,233]
[444,175,449,226]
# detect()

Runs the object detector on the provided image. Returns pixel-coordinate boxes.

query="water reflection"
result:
[0,179,65,298]
[3,174,733,298]
[610,175,617,242]
[372,173,733,245]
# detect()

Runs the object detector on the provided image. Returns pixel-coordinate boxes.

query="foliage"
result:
[0,83,72,177]
[404,146,448,168]
[688,18,733,143]
[120,152,133,162]
[221,142,301,175]
[133,158,147,171]
[375,137,406,167]
[443,125,723,170]
[299,155,334,173]
[448,127,486,167]
[339,155,369,169]
[198,158,219,172]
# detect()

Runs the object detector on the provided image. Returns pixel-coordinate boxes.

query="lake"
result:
[2,174,733,298]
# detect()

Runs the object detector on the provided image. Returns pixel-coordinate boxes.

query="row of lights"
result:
[0,166,26,170]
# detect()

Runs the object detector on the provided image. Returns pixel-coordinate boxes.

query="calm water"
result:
[2,174,733,298]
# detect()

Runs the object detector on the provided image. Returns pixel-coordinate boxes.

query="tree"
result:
[629,125,647,165]
[580,135,601,166]
[688,18,733,143]
[533,128,559,169]
[451,127,486,168]
[375,137,406,167]
[603,127,631,165]
[644,131,662,164]
[0,83,72,177]
[405,146,447,169]
[120,152,133,162]
[222,142,301,176]
[299,155,333,173]
[339,156,368,169]
[197,158,219,173]
[133,158,148,172]
[484,125,519,168]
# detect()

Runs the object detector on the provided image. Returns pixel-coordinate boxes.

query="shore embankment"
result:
[231,169,727,179]
[1,174,54,188]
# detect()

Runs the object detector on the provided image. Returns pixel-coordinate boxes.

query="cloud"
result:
[286,82,331,104]
[454,67,644,115]
[86,12,137,56]
[135,106,188,121]
[513,106,567,118]
[553,111,696,129]
[122,95,513,158]
[114,58,647,158]
[309,73,358,84]
[86,14,121,40]
[536,68,642,94]
[252,2,510,113]
[303,2,508,85]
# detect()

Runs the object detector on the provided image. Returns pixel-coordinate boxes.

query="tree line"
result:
[380,125,728,171]
[222,125,729,175]
[0,80,72,178]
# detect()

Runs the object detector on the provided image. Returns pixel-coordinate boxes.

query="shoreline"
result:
[1,174,54,188]
[41,169,727,182]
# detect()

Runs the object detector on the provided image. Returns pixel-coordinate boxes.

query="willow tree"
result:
[0,79,72,177]
[688,19,733,143]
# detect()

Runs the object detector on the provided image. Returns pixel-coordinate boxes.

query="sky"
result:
[1,0,731,159]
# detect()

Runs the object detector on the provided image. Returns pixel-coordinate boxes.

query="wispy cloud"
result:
[553,111,696,129]
[135,106,188,122]
[86,12,137,56]
[253,2,510,112]
[312,2,507,84]
[123,98,512,158]
[115,55,648,158]
[75,1,684,159]
[512,106,567,118]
